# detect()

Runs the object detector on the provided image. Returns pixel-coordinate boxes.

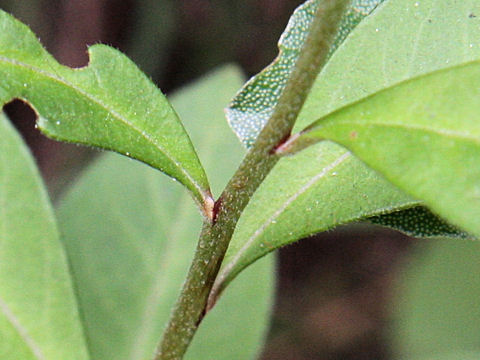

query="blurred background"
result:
[2,1,479,359]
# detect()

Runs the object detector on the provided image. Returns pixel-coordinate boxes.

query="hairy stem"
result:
[154,1,350,358]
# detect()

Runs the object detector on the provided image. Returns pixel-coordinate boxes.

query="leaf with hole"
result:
[0,10,211,210]
[57,66,274,360]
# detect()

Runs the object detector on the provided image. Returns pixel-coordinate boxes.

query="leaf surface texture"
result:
[0,10,210,207]
[57,67,274,360]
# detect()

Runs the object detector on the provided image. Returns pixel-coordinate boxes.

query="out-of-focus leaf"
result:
[390,239,480,358]
[287,62,480,236]
[0,10,211,208]
[369,207,469,239]
[226,0,385,147]
[125,0,175,79]
[57,66,274,360]
[407,353,480,360]
[0,113,89,359]
[216,0,480,295]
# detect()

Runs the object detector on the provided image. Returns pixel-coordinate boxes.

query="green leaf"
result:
[226,0,385,147]
[390,239,480,358]
[215,0,480,292]
[405,350,480,360]
[288,62,480,236]
[214,141,416,296]
[369,206,469,239]
[0,10,211,210]
[57,66,274,360]
[295,0,480,131]
[0,113,89,359]
[406,353,480,360]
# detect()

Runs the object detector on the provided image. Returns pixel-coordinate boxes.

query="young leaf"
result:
[57,67,274,360]
[0,113,89,359]
[391,239,480,358]
[0,10,212,210]
[283,62,480,236]
[226,0,385,147]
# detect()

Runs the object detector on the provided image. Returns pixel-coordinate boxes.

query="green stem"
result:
[154,1,350,358]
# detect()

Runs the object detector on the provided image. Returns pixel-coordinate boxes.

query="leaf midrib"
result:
[0,55,206,201]
[0,295,45,360]
[315,120,480,144]
[214,151,351,291]
[0,124,43,359]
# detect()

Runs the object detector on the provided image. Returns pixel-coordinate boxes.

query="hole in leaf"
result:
[4,99,39,149]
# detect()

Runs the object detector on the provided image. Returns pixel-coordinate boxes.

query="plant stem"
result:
[154,1,351,358]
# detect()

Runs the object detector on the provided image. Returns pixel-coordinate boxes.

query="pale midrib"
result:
[214,151,351,291]
[128,126,218,359]
[128,183,197,360]
[0,295,45,360]
[129,99,223,358]
[0,55,207,202]
[319,120,480,144]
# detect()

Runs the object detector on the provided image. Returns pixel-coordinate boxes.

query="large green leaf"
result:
[0,113,89,359]
[216,0,480,294]
[390,239,480,359]
[0,10,211,209]
[226,0,385,147]
[295,0,480,131]
[57,66,274,360]
[288,62,480,235]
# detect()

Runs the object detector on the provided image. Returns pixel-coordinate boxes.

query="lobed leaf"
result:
[0,113,89,359]
[0,10,211,210]
[287,62,480,236]
[217,0,480,293]
[226,0,385,147]
[57,67,274,360]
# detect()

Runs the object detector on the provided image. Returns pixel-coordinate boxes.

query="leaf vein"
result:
[326,121,480,143]
[0,295,45,360]
[0,55,206,201]
[215,151,351,288]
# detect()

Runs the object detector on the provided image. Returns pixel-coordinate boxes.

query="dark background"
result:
[1,1,415,359]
